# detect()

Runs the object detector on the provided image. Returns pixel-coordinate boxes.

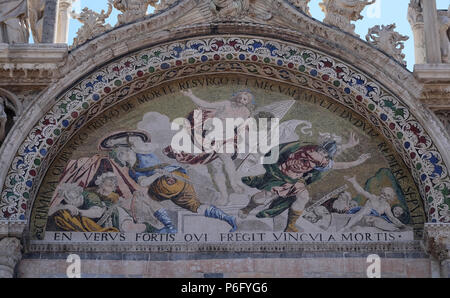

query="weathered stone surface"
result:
[16,254,432,278]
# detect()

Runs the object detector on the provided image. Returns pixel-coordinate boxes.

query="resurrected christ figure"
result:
[164,89,256,205]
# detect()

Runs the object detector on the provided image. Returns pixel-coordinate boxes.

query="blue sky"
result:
[69,0,449,71]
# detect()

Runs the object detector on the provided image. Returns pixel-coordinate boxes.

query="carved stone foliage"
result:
[72,0,176,46]
[427,236,449,261]
[366,24,409,66]
[71,2,113,48]
[288,0,311,16]
[319,0,375,35]
[438,7,450,64]
[425,224,450,262]
[0,237,22,278]
[113,0,158,25]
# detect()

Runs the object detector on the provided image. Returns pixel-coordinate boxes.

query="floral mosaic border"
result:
[1,36,449,223]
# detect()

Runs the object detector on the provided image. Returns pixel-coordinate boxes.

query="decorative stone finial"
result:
[366,24,409,66]
[71,3,113,47]
[319,0,376,35]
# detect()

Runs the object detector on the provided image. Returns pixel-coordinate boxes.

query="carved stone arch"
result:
[1,1,450,244]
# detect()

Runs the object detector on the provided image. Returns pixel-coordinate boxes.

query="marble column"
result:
[422,0,442,63]
[42,0,59,43]
[0,238,22,278]
[408,1,426,64]
[56,0,74,43]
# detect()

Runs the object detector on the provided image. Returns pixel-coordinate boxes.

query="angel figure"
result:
[164,89,257,205]
[238,132,371,233]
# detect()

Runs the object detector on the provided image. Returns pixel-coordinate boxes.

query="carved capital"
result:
[424,223,450,262]
[0,238,22,278]
[408,0,424,27]
[59,0,75,10]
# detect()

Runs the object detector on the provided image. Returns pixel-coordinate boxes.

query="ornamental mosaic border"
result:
[1,36,449,223]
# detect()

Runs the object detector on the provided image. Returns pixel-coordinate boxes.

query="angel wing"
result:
[279,119,312,144]
[255,100,295,120]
